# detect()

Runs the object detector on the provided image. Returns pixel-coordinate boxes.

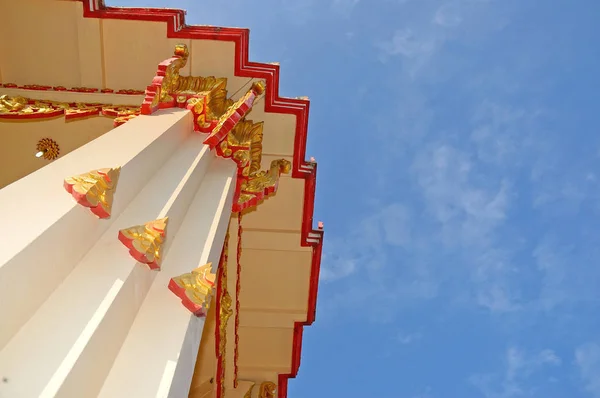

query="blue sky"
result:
[110,1,600,396]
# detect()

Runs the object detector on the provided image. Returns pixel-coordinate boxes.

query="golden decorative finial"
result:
[118,218,168,270]
[168,263,216,316]
[64,167,121,219]
[174,43,189,59]
[251,80,266,96]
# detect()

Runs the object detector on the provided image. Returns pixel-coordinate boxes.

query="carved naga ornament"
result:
[64,167,121,218]
[168,263,216,316]
[141,43,231,122]
[118,218,168,270]
[144,44,292,211]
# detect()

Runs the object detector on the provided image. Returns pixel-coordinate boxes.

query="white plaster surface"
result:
[0,127,230,398]
[0,109,191,350]
[98,158,235,398]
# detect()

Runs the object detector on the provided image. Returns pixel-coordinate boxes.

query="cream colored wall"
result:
[0,116,114,188]
[0,1,83,87]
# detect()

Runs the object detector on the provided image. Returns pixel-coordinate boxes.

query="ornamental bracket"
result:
[118,217,168,270]
[64,167,121,218]
[168,263,216,316]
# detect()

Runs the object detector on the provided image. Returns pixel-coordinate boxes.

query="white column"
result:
[98,158,235,398]
[0,125,234,397]
[0,109,191,349]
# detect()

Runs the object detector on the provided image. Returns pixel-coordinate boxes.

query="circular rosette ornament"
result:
[36,138,60,160]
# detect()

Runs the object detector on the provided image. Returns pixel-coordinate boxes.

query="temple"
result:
[0,1,323,397]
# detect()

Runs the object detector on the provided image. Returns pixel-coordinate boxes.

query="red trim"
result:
[1,83,144,95]
[215,242,227,398]
[77,2,324,395]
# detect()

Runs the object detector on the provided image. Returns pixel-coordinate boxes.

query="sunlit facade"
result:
[0,1,323,397]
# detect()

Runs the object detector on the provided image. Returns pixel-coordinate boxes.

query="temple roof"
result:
[0,0,323,396]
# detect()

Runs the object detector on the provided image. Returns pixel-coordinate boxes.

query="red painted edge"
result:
[77,1,324,396]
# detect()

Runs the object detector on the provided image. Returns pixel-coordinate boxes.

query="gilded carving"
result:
[158,43,190,103]
[118,218,168,270]
[216,232,233,398]
[236,159,292,212]
[0,95,63,118]
[141,44,232,120]
[102,105,141,126]
[241,381,276,398]
[186,79,233,133]
[64,167,121,219]
[203,81,265,148]
[36,138,60,160]
[258,382,277,398]
[234,215,243,387]
[0,95,140,126]
[217,120,263,177]
[168,263,216,316]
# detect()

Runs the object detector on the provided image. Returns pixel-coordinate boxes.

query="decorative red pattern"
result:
[215,235,228,398]
[140,57,180,115]
[77,2,324,396]
[1,83,144,95]
[234,214,243,388]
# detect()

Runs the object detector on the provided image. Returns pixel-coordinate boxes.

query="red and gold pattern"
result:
[0,95,140,127]
[141,43,189,114]
[141,44,232,122]
[216,119,263,178]
[102,105,141,126]
[118,218,168,270]
[234,214,243,388]
[64,167,121,219]
[1,83,144,95]
[168,263,216,316]
[235,159,292,212]
[203,81,265,148]
[215,231,233,398]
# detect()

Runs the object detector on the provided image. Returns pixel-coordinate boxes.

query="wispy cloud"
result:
[433,3,462,27]
[397,331,422,345]
[470,347,561,397]
[575,343,600,397]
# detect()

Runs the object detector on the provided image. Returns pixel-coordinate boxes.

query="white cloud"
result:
[381,28,437,59]
[434,3,462,27]
[470,347,561,397]
[575,343,600,397]
[412,144,510,248]
[397,331,422,344]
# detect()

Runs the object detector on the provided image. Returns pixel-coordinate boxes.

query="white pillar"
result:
[98,158,235,398]
[0,109,191,350]
[0,110,235,398]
